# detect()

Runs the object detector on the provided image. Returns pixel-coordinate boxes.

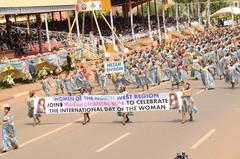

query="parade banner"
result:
[78,1,102,12]
[104,61,124,74]
[34,92,182,114]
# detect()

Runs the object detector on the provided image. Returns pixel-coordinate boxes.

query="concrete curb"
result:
[0,83,55,103]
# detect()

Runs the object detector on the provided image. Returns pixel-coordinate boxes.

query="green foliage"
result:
[210,0,227,14]
[139,2,157,15]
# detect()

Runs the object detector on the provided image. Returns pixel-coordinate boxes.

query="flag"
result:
[102,0,111,11]
[162,0,168,11]
[75,4,79,13]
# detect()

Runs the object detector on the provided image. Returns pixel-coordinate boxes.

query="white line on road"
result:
[196,90,205,94]
[96,132,131,152]
[0,112,97,157]
[190,129,216,149]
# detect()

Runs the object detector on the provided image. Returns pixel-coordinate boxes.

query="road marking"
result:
[96,132,131,152]
[0,112,98,157]
[13,83,56,98]
[190,129,216,149]
[196,90,205,94]
[13,91,29,98]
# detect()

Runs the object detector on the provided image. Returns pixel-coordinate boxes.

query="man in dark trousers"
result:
[67,53,72,69]
[29,61,36,83]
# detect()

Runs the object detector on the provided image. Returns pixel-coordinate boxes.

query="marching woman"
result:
[129,65,140,88]
[98,67,108,95]
[169,62,180,90]
[190,55,201,80]
[40,74,52,96]
[177,60,187,85]
[80,88,90,125]
[117,85,133,126]
[1,104,19,153]
[207,59,216,80]
[181,83,198,124]
[139,65,149,91]
[115,73,122,94]
[27,90,41,127]
[64,72,75,96]
[161,59,170,82]
[52,69,64,95]
[216,55,224,80]
[200,61,216,90]
[150,60,161,86]
[225,61,240,89]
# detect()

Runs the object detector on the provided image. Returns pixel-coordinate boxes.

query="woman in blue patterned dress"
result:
[207,59,216,80]
[190,55,201,80]
[1,104,19,153]
[98,68,108,95]
[216,55,224,80]
[52,70,64,95]
[139,65,149,91]
[27,90,41,127]
[72,70,82,90]
[161,59,170,82]
[129,65,140,88]
[117,86,133,126]
[40,75,52,96]
[225,61,240,89]
[200,61,216,90]
[150,60,161,86]
[64,72,75,96]
[181,83,198,124]
[115,73,122,94]
[177,60,187,85]
[169,63,180,90]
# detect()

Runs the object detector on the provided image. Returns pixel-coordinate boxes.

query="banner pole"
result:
[82,12,85,39]
[110,9,116,51]
[75,11,80,38]
[100,13,125,51]
[156,3,162,43]
[176,3,179,32]
[147,6,152,39]
[44,13,51,51]
[92,11,107,56]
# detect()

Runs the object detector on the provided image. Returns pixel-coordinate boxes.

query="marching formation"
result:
[3,27,240,154]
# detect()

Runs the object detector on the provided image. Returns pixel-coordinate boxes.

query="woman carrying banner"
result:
[1,104,19,153]
[117,85,133,126]
[27,90,41,127]
[80,88,90,125]
[181,83,198,124]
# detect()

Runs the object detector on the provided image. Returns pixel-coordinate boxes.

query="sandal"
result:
[32,124,36,127]
[181,121,185,124]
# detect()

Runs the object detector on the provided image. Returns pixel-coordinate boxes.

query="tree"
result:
[138,2,157,16]
[210,0,227,14]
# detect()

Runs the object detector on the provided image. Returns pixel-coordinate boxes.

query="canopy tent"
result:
[211,6,240,17]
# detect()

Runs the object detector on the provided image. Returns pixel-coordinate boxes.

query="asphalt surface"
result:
[0,70,240,159]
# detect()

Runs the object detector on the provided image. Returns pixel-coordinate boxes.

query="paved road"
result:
[0,71,240,159]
